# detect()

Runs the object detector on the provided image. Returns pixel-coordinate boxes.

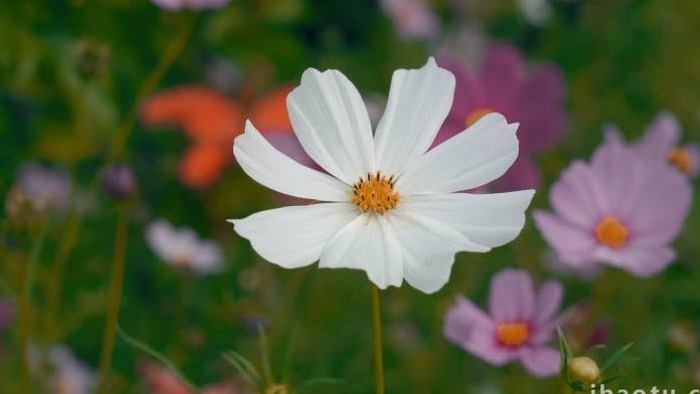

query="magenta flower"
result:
[444,269,563,377]
[150,0,230,11]
[533,135,692,277]
[436,44,568,190]
[606,111,699,178]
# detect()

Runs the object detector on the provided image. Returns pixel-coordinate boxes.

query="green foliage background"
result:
[1,0,699,392]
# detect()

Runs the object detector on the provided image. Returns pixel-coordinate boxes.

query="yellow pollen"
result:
[464,108,494,127]
[352,172,399,214]
[668,147,693,174]
[595,216,629,248]
[496,323,530,347]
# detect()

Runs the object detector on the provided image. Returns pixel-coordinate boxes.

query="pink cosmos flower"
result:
[436,44,568,191]
[606,111,699,178]
[150,0,230,11]
[444,269,563,377]
[533,134,692,277]
[380,0,439,41]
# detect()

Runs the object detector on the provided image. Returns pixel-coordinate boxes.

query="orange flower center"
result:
[595,216,629,248]
[496,323,530,347]
[464,108,494,128]
[352,172,399,214]
[667,147,693,174]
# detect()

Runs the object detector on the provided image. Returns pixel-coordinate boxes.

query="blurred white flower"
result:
[146,219,224,275]
[517,0,553,26]
[151,0,230,11]
[16,163,72,212]
[381,0,440,41]
[49,346,94,394]
[230,59,534,293]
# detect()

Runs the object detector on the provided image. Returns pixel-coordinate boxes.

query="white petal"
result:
[234,121,350,201]
[319,214,403,289]
[401,190,534,248]
[287,68,375,184]
[388,208,490,293]
[373,57,456,177]
[230,203,358,268]
[395,113,519,194]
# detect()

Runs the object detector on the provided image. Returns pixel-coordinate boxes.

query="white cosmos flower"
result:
[146,219,224,275]
[229,58,534,294]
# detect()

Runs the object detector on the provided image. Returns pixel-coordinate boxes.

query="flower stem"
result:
[370,284,385,394]
[43,13,195,340]
[96,205,129,392]
[18,224,48,393]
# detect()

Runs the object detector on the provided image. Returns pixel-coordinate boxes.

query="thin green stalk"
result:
[44,14,195,339]
[370,284,385,394]
[18,224,48,393]
[96,206,129,392]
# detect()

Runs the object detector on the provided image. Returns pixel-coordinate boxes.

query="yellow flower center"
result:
[352,172,399,214]
[667,147,693,174]
[595,216,629,248]
[464,108,494,128]
[496,322,530,347]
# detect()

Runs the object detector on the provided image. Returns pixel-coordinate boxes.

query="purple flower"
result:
[16,163,72,212]
[150,0,230,11]
[606,111,699,178]
[444,269,563,377]
[101,164,137,200]
[533,135,692,277]
[436,44,568,191]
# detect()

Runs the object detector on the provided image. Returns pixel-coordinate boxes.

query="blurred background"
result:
[1,0,699,393]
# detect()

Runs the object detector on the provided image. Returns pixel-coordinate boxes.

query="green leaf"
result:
[601,342,634,373]
[258,323,274,385]
[117,326,198,392]
[222,350,263,387]
[298,377,345,390]
[557,326,571,380]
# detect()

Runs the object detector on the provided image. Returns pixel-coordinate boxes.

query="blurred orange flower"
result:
[142,85,293,188]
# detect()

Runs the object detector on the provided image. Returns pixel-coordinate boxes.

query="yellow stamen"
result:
[668,147,693,174]
[496,323,530,347]
[595,216,629,248]
[352,172,399,214]
[464,108,494,128]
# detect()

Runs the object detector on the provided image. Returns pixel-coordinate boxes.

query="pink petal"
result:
[479,44,525,109]
[532,211,598,268]
[443,295,493,345]
[635,111,681,159]
[532,280,563,325]
[598,246,676,277]
[625,161,691,247]
[491,156,540,191]
[519,347,561,377]
[549,161,606,229]
[488,269,535,323]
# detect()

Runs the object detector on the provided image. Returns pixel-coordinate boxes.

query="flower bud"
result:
[4,185,47,230]
[101,164,136,200]
[568,356,601,387]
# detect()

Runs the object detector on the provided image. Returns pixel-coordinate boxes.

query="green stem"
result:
[96,206,129,392]
[370,284,385,394]
[43,14,195,340]
[18,224,48,393]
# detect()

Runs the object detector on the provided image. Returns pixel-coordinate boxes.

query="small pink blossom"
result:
[534,134,692,277]
[444,269,563,377]
[606,111,699,178]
